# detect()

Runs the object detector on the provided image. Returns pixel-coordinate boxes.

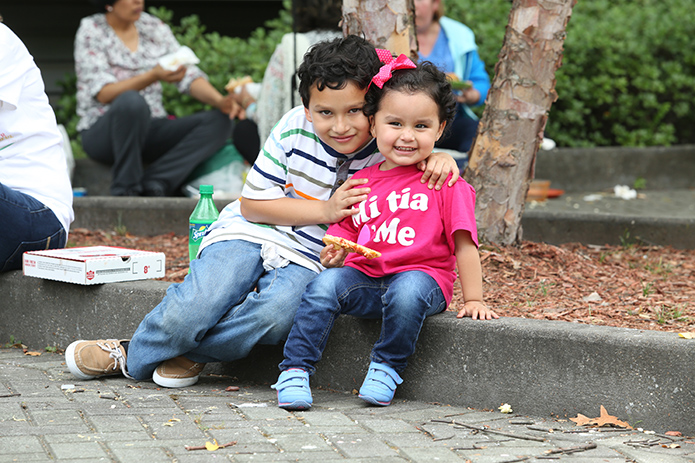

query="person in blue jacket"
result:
[415,0,491,159]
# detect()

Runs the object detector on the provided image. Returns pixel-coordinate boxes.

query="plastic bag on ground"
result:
[182,142,249,200]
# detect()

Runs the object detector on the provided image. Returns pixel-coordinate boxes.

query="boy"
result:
[65,36,459,388]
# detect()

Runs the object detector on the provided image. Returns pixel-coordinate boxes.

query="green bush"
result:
[552,0,695,147]
[58,0,695,148]
[443,0,695,147]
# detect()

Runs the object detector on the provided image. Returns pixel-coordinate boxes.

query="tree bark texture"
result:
[342,0,417,58]
[464,0,576,246]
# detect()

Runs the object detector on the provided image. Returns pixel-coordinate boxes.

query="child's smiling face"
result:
[304,81,372,155]
[370,89,446,170]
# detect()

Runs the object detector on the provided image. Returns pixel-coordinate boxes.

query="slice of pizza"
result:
[322,234,381,260]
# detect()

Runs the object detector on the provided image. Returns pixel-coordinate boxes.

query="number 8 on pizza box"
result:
[23,246,165,285]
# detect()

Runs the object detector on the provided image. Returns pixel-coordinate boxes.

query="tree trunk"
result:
[464,0,577,246]
[342,0,417,58]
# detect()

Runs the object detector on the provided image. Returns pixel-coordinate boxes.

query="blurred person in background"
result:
[75,0,240,196]
[415,0,490,161]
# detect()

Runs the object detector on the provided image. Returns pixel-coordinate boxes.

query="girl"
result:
[272,55,498,410]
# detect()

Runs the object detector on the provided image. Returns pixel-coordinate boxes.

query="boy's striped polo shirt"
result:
[202,106,381,273]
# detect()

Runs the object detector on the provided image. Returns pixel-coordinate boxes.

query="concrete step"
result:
[523,208,695,249]
[534,144,695,192]
[71,144,695,196]
[1,270,692,435]
[72,194,695,249]
[71,197,222,237]
[70,144,695,248]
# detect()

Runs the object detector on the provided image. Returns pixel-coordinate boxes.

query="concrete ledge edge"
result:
[1,270,692,434]
[522,212,695,248]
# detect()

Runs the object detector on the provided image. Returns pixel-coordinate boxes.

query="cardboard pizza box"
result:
[23,246,165,285]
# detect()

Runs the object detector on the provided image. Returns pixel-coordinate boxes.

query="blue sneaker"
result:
[271,368,312,410]
[358,361,403,406]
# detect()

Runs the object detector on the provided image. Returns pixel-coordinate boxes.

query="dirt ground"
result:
[68,228,695,335]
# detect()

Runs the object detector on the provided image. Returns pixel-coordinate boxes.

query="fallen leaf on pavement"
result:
[184,440,236,451]
[594,405,632,428]
[569,406,632,429]
[665,431,683,437]
[163,417,181,427]
[6,343,26,349]
[205,440,219,451]
[498,403,513,414]
[24,351,42,356]
[678,332,695,339]
[569,413,594,426]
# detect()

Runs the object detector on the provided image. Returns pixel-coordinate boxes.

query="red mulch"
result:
[67,228,695,334]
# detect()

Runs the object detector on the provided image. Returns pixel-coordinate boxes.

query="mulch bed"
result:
[68,228,695,334]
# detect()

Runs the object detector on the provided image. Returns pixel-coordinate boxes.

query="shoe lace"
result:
[97,341,133,379]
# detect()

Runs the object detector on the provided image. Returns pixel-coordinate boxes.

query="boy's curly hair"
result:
[298,35,382,108]
[363,61,457,127]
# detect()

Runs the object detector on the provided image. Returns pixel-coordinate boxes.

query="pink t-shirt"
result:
[326,163,478,304]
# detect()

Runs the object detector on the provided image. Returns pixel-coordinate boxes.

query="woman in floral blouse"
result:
[75,0,241,196]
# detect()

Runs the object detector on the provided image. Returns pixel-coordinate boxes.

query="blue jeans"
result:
[0,183,67,272]
[280,267,447,375]
[126,239,316,380]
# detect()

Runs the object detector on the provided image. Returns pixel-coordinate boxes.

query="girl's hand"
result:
[417,151,460,190]
[320,244,348,268]
[322,177,370,223]
[457,301,499,320]
[153,64,186,83]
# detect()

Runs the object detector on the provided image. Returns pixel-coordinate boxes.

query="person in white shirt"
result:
[0,22,75,271]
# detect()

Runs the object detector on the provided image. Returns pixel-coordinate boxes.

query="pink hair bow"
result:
[370,48,417,89]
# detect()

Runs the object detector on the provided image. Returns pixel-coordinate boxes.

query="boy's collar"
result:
[318,137,378,160]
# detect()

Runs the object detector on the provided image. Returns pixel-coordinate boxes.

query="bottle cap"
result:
[199,185,214,195]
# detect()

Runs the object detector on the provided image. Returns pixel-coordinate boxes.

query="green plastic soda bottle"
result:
[188,185,219,265]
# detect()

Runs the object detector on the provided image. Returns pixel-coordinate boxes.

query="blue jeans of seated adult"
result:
[280,267,447,375]
[126,239,316,380]
[81,90,232,196]
[0,183,67,272]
